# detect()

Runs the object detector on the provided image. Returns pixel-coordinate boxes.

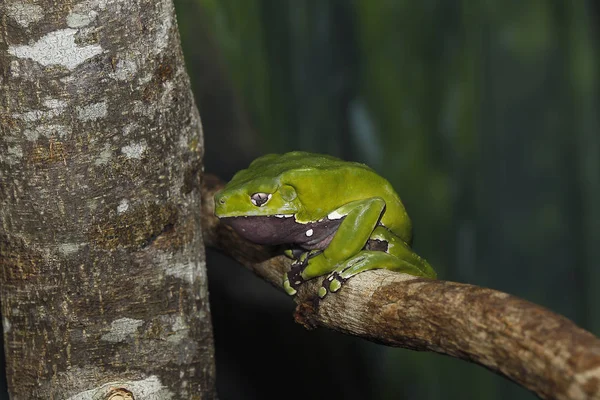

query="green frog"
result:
[214,151,436,298]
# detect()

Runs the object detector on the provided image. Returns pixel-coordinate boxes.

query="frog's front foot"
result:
[282,250,322,296]
[283,276,298,295]
[284,263,305,295]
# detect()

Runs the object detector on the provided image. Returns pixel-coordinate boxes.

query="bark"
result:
[0,1,215,399]
[202,174,600,400]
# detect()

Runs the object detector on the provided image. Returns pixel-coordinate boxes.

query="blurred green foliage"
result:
[176,1,600,399]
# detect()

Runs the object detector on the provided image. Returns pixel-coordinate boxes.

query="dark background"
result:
[177,1,600,399]
[1,1,599,399]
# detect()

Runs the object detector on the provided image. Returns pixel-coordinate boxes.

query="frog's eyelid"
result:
[250,192,272,207]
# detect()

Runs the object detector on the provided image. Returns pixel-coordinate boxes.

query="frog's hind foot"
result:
[318,251,427,298]
[317,252,373,298]
[318,272,346,299]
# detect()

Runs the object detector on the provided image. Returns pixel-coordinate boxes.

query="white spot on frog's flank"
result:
[66,10,98,28]
[306,229,314,237]
[5,3,44,28]
[8,28,103,70]
[328,210,345,220]
[66,375,172,400]
[275,214,294,218]
[101,317,143,343]
[77,101,107,121]
[117,199,129,214]
[3,317,10,333]
[121,141,147,159]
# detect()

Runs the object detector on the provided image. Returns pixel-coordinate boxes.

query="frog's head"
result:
[214,175,300,219]
[214,170,304,245]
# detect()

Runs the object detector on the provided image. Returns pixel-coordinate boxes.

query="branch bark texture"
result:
[0,1,215,398]
[202,174,600,400]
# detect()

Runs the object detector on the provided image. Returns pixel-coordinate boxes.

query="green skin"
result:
[214,151,436,298]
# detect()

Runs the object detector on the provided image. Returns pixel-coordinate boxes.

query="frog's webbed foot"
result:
[318,251,426,299]
[284,261,305,295]
[319,271,345,298]
[318,254,369,299]
[283,250,322,296]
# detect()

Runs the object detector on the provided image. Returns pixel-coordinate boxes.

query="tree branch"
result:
[201,174,600,400]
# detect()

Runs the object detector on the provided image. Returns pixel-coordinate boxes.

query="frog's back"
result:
[269,152,412,244]
[252,151,371,178]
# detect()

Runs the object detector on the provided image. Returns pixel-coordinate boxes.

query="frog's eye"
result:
[250,192,272,207]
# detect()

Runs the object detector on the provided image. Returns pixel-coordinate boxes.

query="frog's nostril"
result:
[219,198,225,204]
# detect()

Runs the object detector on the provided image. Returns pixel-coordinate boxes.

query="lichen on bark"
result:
[0,0,216,398]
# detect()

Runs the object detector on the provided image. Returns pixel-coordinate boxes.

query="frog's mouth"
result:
[220,215,344,250]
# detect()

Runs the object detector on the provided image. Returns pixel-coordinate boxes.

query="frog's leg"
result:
[370,226,437,279]
[318,227,436,298]
[286,198,385,293]
[317,251,426,298]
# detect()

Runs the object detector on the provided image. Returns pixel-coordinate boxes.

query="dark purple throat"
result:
[221,215,344,250]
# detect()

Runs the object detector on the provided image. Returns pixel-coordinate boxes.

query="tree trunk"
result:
[0,0,216,398]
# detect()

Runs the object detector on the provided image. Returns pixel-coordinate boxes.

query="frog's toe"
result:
[329,277,343,293]
[283,277,297,296]
[319,272,345,298]
[317,286,328,299]
[318,276,333,299]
